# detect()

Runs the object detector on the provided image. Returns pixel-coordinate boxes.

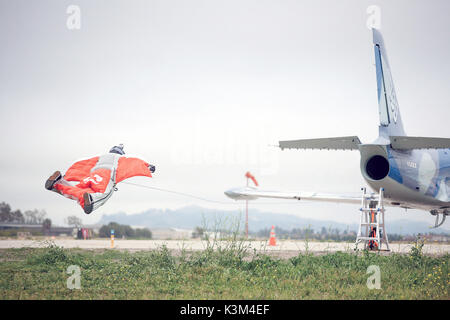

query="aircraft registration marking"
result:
[406,161,417,169]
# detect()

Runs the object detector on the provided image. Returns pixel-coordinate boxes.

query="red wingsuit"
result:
[52,155,152,211]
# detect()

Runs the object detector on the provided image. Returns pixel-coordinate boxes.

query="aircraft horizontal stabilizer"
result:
[390,136,450,150]
[279,136,361,150]
[225,186,376,204]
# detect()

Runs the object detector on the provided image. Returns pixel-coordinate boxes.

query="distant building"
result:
[0,223,74,237]
[423,234,450,243]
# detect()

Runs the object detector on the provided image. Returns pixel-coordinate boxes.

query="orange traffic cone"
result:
[269,225,276,246]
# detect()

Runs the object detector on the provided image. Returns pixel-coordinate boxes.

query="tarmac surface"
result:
[0,239,449,257]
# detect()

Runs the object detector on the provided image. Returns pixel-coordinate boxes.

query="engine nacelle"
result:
[359,144,390,182]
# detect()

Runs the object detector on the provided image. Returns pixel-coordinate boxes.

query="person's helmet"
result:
[109,144,125,155]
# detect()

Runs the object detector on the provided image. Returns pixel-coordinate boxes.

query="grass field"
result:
[0,241,448,300]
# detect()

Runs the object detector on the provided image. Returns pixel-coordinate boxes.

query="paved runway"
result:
[0,239,448,256]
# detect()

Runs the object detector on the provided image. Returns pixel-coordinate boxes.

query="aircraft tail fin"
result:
[373,28,406,137]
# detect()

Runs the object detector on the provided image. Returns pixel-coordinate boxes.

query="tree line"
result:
[0,201,53,235]
[0,201,51,229]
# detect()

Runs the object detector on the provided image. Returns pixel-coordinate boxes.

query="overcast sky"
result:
[0,0,449,228]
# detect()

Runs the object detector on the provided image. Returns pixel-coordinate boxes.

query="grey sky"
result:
[0,0,449,228]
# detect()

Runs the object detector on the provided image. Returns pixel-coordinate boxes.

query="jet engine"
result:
[359,144,390,182]
[365,155,390,180]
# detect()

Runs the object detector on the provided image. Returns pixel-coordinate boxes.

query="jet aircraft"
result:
[225,29,450,229]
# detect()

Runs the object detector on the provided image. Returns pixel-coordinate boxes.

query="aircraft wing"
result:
[390,136,450,150]
[225,186,376,204]
[279,136,361,150]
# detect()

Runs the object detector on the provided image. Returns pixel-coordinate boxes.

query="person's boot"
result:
[83,193,93,214]
[45,171,62,190]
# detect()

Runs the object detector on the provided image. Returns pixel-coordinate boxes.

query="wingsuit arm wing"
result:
[64,157,100,182]
[115,157,153,183]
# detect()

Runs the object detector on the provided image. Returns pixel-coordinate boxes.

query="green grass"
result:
[0,244,448,300]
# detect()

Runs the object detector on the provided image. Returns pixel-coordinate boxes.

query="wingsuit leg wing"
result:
[75,167,115,213]
[46,156,114,214]
[54,182,95,209]
[53,167,114,214]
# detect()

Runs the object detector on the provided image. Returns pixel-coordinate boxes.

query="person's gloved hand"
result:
[149,164,156,173]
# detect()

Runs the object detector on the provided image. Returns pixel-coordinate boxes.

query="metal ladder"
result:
[355,187,390,251]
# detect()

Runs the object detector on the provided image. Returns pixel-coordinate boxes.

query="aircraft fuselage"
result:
[360,143,450,211]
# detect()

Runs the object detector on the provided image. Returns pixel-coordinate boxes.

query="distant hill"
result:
[97,205,449,235]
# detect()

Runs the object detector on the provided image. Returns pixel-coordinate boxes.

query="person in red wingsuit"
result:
[45,144,155,214]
